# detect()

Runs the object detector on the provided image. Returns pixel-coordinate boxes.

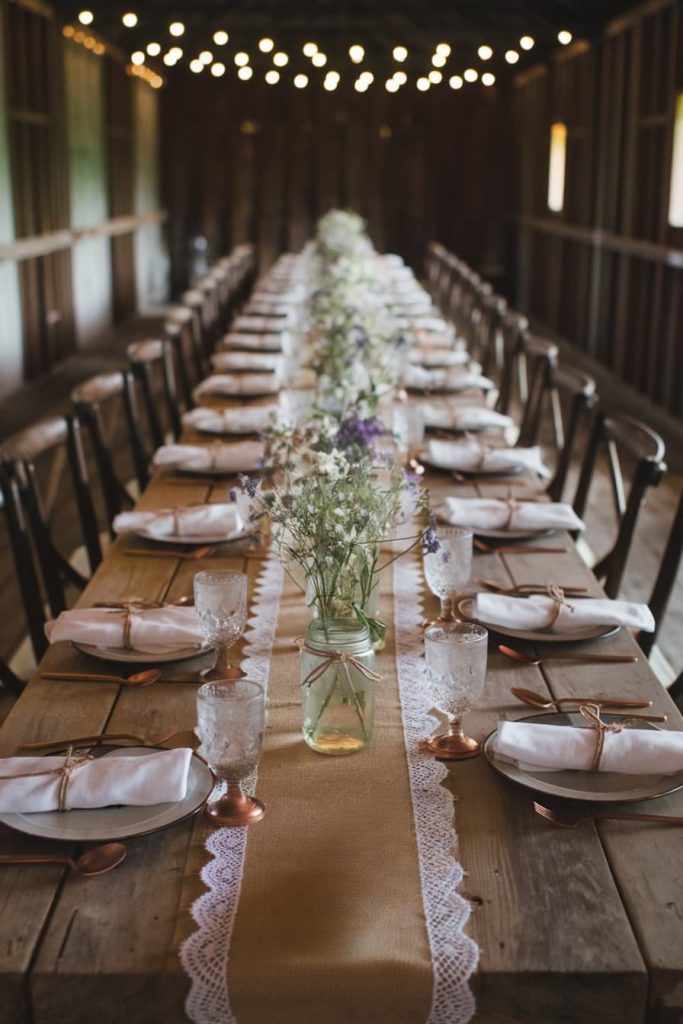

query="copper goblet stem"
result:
[200,642,245,681]
[424,717,480,760]
[205,779,265,827]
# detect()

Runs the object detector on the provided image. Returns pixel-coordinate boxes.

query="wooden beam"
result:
[514,214,683,268]
[0,210,168,263]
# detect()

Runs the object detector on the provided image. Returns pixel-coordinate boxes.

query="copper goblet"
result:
[423,621,488,759]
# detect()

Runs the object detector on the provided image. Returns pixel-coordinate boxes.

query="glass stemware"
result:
[194,569,248,680]
[423,622,488,759]
[423,526,473,622]
[196,679,266,826]
[392,403,425,469]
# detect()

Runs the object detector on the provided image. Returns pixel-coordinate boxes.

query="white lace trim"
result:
[393,555,479,1024]
[180,551,285,1024]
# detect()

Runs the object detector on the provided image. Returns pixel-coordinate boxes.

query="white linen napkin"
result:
[405,366,494,392]
[233,315,290,333]
[182,405,276,435]
[471,592,655,633]
[113,503,243,540]
[396,315,450,333]
[409,348,470,368]
[211,351,280,372]
[193,374,278,399]
[443,497,585,532]
[493,720,683,774]
[220,332,283,352]
[420,403,514,432]
[0,748,194,812]
[425,438,550,477]
[153,441,263,473]
[45,606,204,652]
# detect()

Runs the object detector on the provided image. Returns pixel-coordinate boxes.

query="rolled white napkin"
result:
[243,304,290,318]
[233,315,290,333]
[409,348,470,368]
[220,332,282,352]
[493,720,683,774]
[421,403,514,432]
[443,497,585,532]
[194,373,278,399]
[45,606,204,652]
[113,503,243,540]
[470,592,655,633]
[396,315,450,333]
[211,351,280,372]
[153,441,263,473]
[425,438,550,477]
[182,405,276,435]
[405,366,494,392]
[0,748,194,812]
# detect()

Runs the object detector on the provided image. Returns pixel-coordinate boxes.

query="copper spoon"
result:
[480,578,587,596]
[474,539,567,554]
[511,686,652,711]
[534,802,683,829]
[0,843,127,876]
[41,669,161,687]
[499,645,639,666]
[20,727,196,751]
[123,545,216,560]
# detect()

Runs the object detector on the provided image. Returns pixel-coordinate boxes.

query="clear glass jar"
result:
[300,618,377,755]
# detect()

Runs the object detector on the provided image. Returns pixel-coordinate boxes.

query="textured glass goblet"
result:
[196,679,265,826]
[423,526,473,622]
[423,622,488,759]
[194,570,248,681]
[393,404,425,468]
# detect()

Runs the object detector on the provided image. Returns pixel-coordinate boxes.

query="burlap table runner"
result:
[227,570,434,1023]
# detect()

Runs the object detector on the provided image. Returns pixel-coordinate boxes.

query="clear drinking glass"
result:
[196,679,266,825]
[393,404,425,467]
[194,570,248,680]
[423,526,473,622]
[423,622,488,759]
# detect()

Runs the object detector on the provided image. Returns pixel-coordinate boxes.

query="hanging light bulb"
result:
[392,45,408,62]
[273,51,289,67]
[238,66,253,80]
[294,73,309,88]
[520,35,535,50]
[259,38,274,53]
[435,43,451,57]
[463,68,478,82]
[416,77,430,91]
[189,59,203,73]
[163,52,176,66]
[557,30,573,45]
[302,42,318,57]
[265,69,280,84]
[234,51,249,66]
[122,12,137,28]
[349,44,365,63]
[169,22,185,37]
[385,78,399,93]
[324,77,338,91]
[168,46,183,59]
[131,51,145,65]
[478,44,493,60]
[78,10,94,25]
[394,70,407,85]
[146,42,161,56]
[199,50,213,65]
[354,78,369,92]
[211,62,226,77]
[432,53,446,68]
[359,70,374,84]
[481,72,496,86]
[428,69,443,84]
[312,52,327,67]
[505,49,520,64]
[325,70,340,87]
[449,75,463,90]
[213,31,229,46]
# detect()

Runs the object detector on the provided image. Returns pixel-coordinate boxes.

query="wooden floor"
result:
[0,312,681,701]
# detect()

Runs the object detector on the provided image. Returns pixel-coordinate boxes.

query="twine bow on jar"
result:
[293,637,382,688]
[0,745,93,811]
[579,703,639,771]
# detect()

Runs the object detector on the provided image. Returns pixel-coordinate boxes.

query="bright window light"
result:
[548,122,567,212]
[668,93,683,226]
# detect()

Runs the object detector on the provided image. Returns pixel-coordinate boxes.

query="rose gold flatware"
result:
[0,843,127,876]
[474,539,567,554]
[534,802,683,829]
[499,645,639,666]
[480,579,587,596]
[510,686,652,711]
[123,545,216,560]
[19,727,198,751]
[41,669,161,687]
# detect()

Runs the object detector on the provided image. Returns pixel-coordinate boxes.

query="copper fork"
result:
[534,802,683,828]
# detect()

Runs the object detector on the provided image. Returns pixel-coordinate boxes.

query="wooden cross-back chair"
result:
[424,242,447,300]
[0,415,102,619]
[71,371,149,530]
[495,309,530,415]
[183,286,219,364]
[474,292,508,378]
[572,412,667,599]
[0,463,49,695]
[127,339,182,447]
[164,307,204,408]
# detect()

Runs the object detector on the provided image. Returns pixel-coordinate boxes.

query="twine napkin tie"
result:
[579,703,639,771]
[0,746,93,811]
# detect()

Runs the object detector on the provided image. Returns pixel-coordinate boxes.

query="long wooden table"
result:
[0,395,682,1024]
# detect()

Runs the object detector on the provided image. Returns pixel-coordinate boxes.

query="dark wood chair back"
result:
[165,305,204,406]
[0,414,102,617]
[127,339,182,445]
[572,412,667,598]
[495,310,530,415]
[475,293,508,378]
[515,334,561,447]
[638,490,683,660]
[71,371,149,529]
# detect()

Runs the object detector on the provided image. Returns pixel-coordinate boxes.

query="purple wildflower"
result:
[238,474,259,499]
[422,526,440,555]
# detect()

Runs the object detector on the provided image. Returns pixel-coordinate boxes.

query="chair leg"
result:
[0,657,25,698]
[668,670,683,711]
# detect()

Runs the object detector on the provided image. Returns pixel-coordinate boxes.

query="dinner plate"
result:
[419,451,525,477]
[131,529,248,545]
[473,527,554,540]
[0,747,213,841]
[456,597,620,643]
[483,712,683,804]
[73,640,211,665]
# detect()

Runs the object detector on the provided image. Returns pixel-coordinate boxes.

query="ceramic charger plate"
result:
[484,711,683,803]
[419,449,525,477]
[457,596,620,644]
[0,747,214,841]
[73,640,212,665]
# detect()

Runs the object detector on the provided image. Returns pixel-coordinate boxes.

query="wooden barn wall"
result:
[133,80,167,310]
[161,74,509,292]
[65,40,113,346]
[0,0,23,397]
[514,0,683,416]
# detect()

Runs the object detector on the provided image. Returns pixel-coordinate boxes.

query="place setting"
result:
[152,439,264,477]
[181,403,278,437]
[418,435,549,478]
